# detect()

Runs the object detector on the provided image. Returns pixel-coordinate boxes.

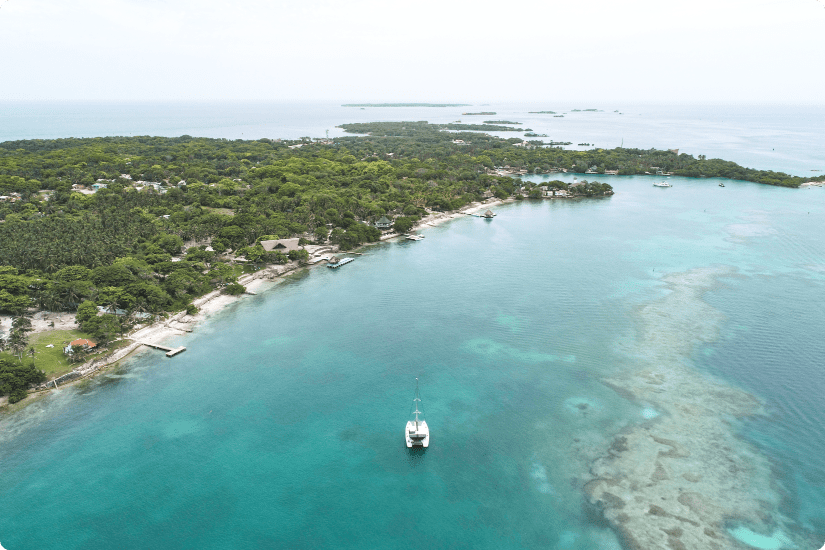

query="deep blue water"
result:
[0,105,824,549]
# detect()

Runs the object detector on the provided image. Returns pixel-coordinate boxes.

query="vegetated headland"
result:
[342,103,470,108]
[0,120,820,405]
[483,120,521,125]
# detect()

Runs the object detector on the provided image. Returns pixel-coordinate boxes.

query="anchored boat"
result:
[653,181,672,187]
[405,378,430,448]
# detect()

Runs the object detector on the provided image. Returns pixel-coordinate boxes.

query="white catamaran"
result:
[405,378,430,448]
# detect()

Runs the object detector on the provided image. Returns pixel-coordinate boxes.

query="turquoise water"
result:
[1,176,824,548]
[1,102,823,175]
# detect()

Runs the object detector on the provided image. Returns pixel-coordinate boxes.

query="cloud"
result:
[0,0,823,101]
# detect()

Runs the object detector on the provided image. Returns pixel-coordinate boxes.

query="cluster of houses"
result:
[487,165,625,177]
[537,185,570,197]
[70,174,186,195]
[489,166,530,177]
[0,192,22,202]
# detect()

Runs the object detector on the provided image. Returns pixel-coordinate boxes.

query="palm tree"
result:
[28,346,36,368]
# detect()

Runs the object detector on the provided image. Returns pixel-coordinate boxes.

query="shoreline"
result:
[7,263,301,407]
[4,199,504,410]
[378,197,512,241]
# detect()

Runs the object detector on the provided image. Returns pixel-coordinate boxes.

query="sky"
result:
[1,0,824,103]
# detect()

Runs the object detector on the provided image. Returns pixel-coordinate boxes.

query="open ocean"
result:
[0,103,823,549]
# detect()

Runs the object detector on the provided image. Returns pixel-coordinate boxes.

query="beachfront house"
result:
[260,238,302,253]
[63,338,97,355]
[375,216,393,230]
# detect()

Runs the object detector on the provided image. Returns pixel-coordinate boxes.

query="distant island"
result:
[571,109,601,112]
[342,103,470,108]
[528,111,556,114]
[483,120,521,125]
[339,121,522,134]
[462,111,496,115]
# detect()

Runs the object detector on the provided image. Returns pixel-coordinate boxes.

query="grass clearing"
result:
[27,329,88,377]
[201,206,234,216]
[2,332,136,381]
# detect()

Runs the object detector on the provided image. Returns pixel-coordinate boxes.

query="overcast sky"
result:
[1,0,823,103]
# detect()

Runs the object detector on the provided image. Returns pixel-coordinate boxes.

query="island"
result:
[342,103,470,107]
[339,121,523,134]
[483,120,521,125]
[528,111,556,114]
[1,121,820,406]
[461,111,496,115]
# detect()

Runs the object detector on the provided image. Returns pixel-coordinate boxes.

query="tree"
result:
[76,300,98,325]
[393,216,416,234]
[0,357,46,403]
[7,329,29,363]
[223,282,245,295]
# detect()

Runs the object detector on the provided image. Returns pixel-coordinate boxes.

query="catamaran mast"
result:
[413,377,422,429]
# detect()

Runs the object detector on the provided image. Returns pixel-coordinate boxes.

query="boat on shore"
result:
[653,181,672,188]
[405,378,429,448]
[405,234,425,241]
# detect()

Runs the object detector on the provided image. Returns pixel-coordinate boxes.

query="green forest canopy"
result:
[0,122,818,321]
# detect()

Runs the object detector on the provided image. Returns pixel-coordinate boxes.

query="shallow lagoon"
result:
[1,176,823,549]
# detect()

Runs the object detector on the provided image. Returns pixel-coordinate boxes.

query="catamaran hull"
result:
[405,420,430,448]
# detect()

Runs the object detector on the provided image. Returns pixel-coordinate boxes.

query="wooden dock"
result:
[141,342,187,357]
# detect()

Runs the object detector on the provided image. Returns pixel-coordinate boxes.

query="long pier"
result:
[141,342,187,357]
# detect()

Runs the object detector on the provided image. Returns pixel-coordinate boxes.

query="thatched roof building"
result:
[260,238,302,253]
